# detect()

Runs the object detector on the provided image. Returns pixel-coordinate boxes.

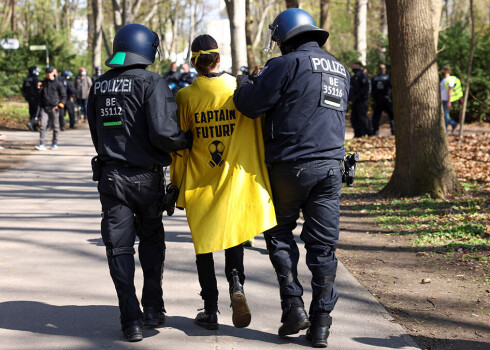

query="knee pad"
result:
[106,246,135,257]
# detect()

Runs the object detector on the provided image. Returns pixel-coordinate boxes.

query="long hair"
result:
[191,35,220,74]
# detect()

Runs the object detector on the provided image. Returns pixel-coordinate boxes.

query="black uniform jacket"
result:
[61,78,77,99]
[87,67,188,168]
[234,41,349,163]
[371,73,392,101]
[22,75,40,101]
[349,69,370,105]
[40,78,67,109]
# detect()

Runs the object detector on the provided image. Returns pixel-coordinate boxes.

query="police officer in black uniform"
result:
[87,23,191,342]
[60,70,78,129]
[371,64,394,135]
[23,66,41,131]
[349,62,373,138]
[92,65,103,82]
[234,8,349,348]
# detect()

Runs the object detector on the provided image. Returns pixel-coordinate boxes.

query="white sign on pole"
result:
[29,45,47,51]
[0,38,20,50]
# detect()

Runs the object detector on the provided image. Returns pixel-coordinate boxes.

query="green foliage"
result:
[437,22,490,122]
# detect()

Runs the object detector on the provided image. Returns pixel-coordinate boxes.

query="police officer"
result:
[234,8,349,348]
[349,62,373,138]
[60,70,78,129]
[162,62,180,94]
[177,63,196,87]
[87,23,191,342]
[92,65,103,82]
[371,64,394,135]
[22,66,41,131]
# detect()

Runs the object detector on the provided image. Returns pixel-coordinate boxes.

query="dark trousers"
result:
[28,99,40,124]
[77,98,88,121]
[372,98,394,135]
[264,159,342,321]
[98,165,165,325]
[196,244,244,313]
[63,100,76,128]
[351,101,373,138]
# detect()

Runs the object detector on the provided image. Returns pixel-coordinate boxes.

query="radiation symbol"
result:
[208,140,225,167]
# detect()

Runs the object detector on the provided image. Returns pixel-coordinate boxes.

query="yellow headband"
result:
[192,49,219,64]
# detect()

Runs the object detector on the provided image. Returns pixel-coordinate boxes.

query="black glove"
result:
[237,74,253,88]
[185,130,193,150]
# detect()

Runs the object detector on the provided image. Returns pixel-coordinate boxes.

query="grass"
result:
[342,137,490,254]
[0,100,29,129]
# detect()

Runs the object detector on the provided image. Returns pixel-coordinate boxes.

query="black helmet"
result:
[28,66,41,75]
[265,8,329,50]
[94,65,102,73]
[105,23,161,68]
[61,70,73,79]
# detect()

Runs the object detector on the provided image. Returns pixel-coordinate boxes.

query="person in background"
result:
[23,66,42,132]
[163,62,181,94]
[35,67,67,150]
[60,70,78,129]
[171,34,276,331]
[440,65,462,134]
[349,62,373,138]
[74,67,92,123]
[234,8,349,348]
[371,64,394,136]
[92,65,103,82]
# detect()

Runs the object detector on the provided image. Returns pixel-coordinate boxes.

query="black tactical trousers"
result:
[372,98,394,135]
[196,244,244,313]
[264,159,342,321]
[351,101,373,137]
[28,99,40,124]
[98,165,165,325]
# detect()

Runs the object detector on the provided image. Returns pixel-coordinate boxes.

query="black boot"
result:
[195,311,219,330]
[278,305,310,336]
[306,313,332,348]
[143,306,166,327]
[121,320,143,342]
[229,269,251,328]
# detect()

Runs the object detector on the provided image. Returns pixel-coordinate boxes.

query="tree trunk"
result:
[245,0,256,70]
[186,1,197,63]
[382,0,459,198]
[458,0,475,138]
[113,0,123,32]
[123,0,133,25]
[320,0,330,52]
[224,0,248,76]
[380,0,388,39]
[285,0,299,8]
[10,0,16,32]
[431,0,443,49]
[354,0,367,65]
[92,0,103,68]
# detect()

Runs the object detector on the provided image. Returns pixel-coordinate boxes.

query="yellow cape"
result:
[170,73,276,255]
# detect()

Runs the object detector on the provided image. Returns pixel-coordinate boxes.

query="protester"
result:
[87,24,191,342]
[171,34,276,331]
[234,8,349,348]
[74,67,92,123]
[35,67,66,150]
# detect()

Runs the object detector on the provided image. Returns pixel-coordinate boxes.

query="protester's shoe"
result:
[229,269,251,328]
[35,144,46,151]
[306,325,330,348]
[60,126,65,131]
[121,320,143,342]
[143,306,165,327]
[50,144,58,150]
[243,238,254,247]
[194,311,219,330]
[26,122,34,131]
[451,123,459,134]
[278,305,310,336]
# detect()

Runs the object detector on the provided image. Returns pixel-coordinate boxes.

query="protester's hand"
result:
[447,101,451,109]
[53,106,59,111]
[185,131,193,150]
[237,74,253,88]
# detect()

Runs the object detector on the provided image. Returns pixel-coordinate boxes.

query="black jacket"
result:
[60,77,77,99]
[349,69,370,105]
[87,67,188,168]
[40,78,67,109]
[371,73,392,102]
[234,41,349,163]
[22,75,40,102]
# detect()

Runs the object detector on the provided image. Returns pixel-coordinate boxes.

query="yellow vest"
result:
[170,74,276,255]
[444,76,463,102]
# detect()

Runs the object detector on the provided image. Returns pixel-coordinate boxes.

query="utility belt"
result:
[91,156,161,181]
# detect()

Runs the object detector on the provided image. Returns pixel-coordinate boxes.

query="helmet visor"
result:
[153,31,164,62]
[263,27,277,52]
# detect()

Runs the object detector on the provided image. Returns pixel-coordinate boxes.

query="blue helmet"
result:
[61,70,73,79]
[105,23,162,68]
[28,66,41,75]
[268,8,329,47]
